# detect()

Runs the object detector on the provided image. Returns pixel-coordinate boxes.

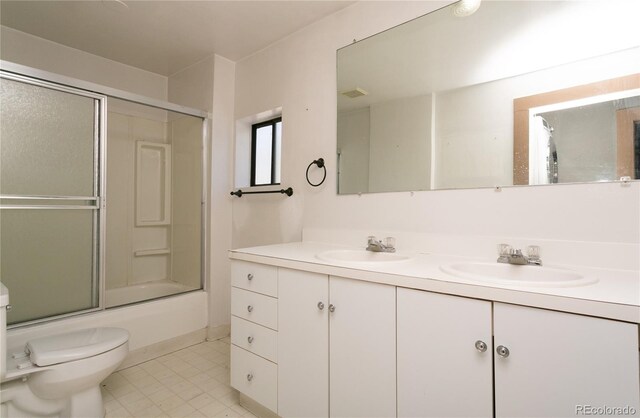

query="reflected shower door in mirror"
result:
[514,76,640,185]
[336,0,640,194]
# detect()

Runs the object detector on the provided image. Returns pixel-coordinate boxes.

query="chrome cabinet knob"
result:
[328,304,335,313]
[247,305,253,313]
[247,273,254,281]
[247,336,254,344]
[496,345,510,358]
[247,373,253,382]
[475,340,487,352]
[317,302,325,310]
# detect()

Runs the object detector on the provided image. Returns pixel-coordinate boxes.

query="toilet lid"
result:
[26,327,130,366]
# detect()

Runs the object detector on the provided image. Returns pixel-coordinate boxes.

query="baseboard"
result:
[118,328,207,370]
[207,324,230,341]
[239,393,279,418]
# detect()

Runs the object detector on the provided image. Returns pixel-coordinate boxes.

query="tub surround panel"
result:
[170,115,203,291]
[106,108,172,290]
[230,242,639,322]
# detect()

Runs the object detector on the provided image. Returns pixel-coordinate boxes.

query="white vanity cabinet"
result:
[278,268,396,418]
[230,261,279,413]
[493,303,640,418]
[397,288,494,417]
[231,256,640,418]
[397,288,640,418]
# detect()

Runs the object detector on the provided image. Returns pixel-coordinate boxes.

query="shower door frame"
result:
[0,60,211,328]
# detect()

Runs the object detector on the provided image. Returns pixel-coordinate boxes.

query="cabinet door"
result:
[397,288,493,418]
[278,268,329,418]
[494,303,640,418]
[329,276,396,418]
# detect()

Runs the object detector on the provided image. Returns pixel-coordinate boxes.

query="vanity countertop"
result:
[229,241,640,323]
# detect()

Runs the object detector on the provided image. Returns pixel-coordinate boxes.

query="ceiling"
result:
[0,0,355,76]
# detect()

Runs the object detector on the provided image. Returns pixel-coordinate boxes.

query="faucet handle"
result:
[527,245,541,259]
[384,237,396,249]
[498,243,512,256]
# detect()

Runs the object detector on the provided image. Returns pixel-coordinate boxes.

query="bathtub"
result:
[7,290,208,356]
[105,280,199,308]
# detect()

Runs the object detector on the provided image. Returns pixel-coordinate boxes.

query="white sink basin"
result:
[316,249,412,264]
[440,262,597,287]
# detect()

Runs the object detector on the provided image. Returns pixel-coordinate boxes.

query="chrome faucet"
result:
[366,236,396,253]
[497,244,542,266]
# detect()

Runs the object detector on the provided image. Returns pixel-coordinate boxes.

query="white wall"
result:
[0,26,167,100]
[233,1,640,255]
[208,56,235,333]
[233,2,445,248]
[167,56,215,112]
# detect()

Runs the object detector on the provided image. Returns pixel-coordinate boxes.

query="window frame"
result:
[250,117,282,186]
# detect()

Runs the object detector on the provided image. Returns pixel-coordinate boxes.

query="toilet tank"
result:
[0,282,9,380]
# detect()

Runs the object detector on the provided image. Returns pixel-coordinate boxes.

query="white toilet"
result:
[0,282,130,418]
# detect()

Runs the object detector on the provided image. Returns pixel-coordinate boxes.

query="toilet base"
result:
[67,386,105,418]
[0,380,105,418]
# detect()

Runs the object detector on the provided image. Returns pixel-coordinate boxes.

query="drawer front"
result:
[231,316,278,363]
[231,287,278,330]
[231,345,277,413]
[231,261,278,297]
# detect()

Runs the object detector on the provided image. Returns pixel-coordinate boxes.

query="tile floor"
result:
[102,337,255,418]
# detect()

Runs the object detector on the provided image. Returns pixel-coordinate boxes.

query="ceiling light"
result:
[451,0,481,17]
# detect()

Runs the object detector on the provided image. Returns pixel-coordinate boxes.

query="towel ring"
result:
[306,158,326,187]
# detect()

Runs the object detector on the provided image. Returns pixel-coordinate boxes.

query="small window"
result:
[251,117,282,186]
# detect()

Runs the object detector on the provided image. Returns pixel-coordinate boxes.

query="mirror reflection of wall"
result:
[338,95,432,194]
[336,0,640,194]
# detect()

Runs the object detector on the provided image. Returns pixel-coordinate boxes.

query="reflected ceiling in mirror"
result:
[336,0,640,194]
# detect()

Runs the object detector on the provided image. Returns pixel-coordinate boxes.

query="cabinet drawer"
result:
[231,345,277,413]
[232,261,278,297]
[231,287,278,330]
[231,316,278,363]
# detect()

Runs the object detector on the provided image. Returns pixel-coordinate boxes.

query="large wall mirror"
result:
[336,0,640,194]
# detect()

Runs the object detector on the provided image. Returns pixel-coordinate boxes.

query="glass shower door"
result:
[0,73,104,325]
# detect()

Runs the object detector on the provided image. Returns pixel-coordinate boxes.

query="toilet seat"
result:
[26,328,129,366]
